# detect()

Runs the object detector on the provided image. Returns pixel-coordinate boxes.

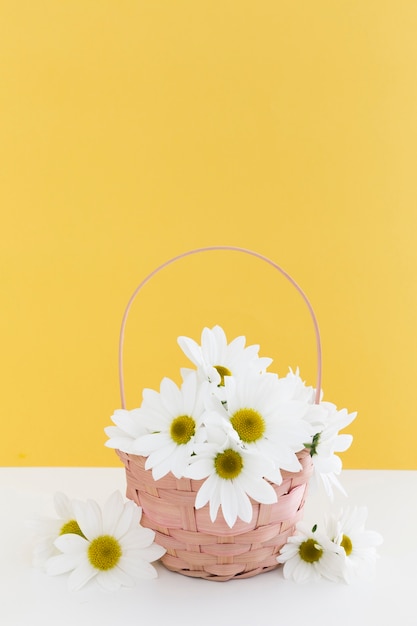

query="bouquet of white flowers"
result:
[106,325,356,527]
[104,246,361,581]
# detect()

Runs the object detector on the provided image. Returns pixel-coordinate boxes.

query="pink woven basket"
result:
[115,246,322,581]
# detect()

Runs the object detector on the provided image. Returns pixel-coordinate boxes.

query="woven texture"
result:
[117,448,313,581]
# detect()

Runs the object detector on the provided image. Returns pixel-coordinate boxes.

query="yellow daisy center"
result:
[298,538,323,563]
[230,408,266,443]
[88,535,122,571]
[214,448,243,479]
[341,534,353,556]
[170,415,196,445]
[214,365,232,386]
[59,519,86,539]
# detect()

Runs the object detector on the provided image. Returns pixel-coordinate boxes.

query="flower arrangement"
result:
[29,327,381,590]
[27,249,382,589]
[102,325,382,583]
[106,325,356,528]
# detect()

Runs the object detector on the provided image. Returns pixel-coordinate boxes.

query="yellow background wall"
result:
[1,1,416,469]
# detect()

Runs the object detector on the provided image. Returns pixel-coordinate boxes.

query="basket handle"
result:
[118,246,322,408]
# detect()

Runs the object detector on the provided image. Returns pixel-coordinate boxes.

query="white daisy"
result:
[206,372,311,484]
[178,325,272,390]
[28,492,85,568]
[184,426,277,528]
[327,507,383,583]
[104,408,150,454]
[46,491,166,591]
[133,372,206,480]
[276,367,317,404]
[277,522,344,582]
[305,402,357,498]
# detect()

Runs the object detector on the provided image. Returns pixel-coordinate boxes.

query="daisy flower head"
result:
[327,507,383,583]
[46,491,166,591]
[277,522,344,583]
[28,492,85,568]
[133,371,206,480]
[177,325,272,392]
[305,402,357,499]
[275,367,317,404]
[209,372,311,484]
[104,408,150,454]
[184,427,277,528]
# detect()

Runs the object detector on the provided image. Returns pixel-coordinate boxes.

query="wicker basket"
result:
[117,448,313,580]
[115,246,322,581]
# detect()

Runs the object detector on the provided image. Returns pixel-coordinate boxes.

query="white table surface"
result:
[0,467,415,626]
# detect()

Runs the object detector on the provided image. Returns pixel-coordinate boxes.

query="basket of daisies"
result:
[105,247,382,583]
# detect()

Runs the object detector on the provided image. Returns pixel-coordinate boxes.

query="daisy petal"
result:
[53,492,72,520]
[102,492,128,536]
[54,534,88,554]
[68,559,97,591]
[46,553,81,576]
[74,500,103,540]
[96,567,134,591]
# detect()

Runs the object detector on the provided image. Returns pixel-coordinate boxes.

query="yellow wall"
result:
[1,1,416,469]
